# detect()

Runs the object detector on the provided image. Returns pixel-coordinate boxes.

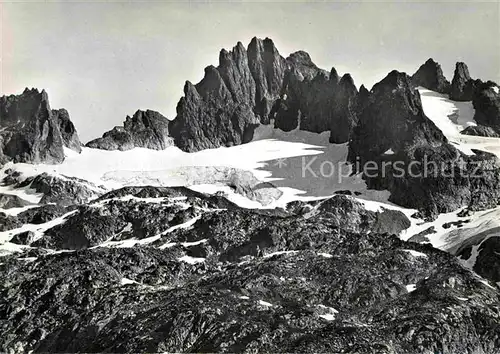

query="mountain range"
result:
[1,37,500,353]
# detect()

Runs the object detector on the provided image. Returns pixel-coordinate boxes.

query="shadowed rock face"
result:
[53,108,82,153]
[169,38,360,151]
[472,81,500,132]
[0,88,81,165]
[450,62,480,101]
[348,71,500,218]
[86,110,172,151]
[169,38,287,152]
[411,58,450,94]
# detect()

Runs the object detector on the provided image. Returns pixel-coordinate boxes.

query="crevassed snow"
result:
[0,127,377,211]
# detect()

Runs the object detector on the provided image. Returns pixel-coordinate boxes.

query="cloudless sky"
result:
[1,0,499,142]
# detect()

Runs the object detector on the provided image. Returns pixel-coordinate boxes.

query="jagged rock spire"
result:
[449,62,479,101]
[411,58,450,94]
[0,88,81,165]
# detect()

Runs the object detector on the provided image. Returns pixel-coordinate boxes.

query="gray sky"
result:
[1,0,499,142]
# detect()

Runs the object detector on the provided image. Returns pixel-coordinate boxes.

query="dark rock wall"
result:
[0,88,81,164]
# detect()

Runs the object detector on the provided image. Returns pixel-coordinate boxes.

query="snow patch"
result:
[406,284,417,292]
[263,250,299,258]
[0,183,44,204]
[402,249,428,258]
[178,255,205,264]
[120,278,138,286]
[0,204,39,216]
[258,300,273,307]
[317,304,338,321]
[0,209,78,245]
[420,88,500,159]
[181,239,207,247]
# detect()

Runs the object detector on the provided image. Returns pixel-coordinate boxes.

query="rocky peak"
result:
[169,37,288,152]
[411,58,450,94]
[472,80,500,130]
[349,70,500,218]
[358,84,370,97]
[454,62,471,82]
[168,38,366,151]
[86,109,172,151]
[450,62,478,101]
[53,108,82,153]
[338,73,356,92]
[349,70,436,163]
[247,37,287,119]
[0,88,81,165]
[286,51,323,81]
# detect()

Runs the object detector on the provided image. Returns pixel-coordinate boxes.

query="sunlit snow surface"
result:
[0,125,372,210]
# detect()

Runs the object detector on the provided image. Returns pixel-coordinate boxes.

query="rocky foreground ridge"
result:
[1,186,500,353]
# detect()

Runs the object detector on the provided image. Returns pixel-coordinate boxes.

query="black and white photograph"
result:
[1,0,500,352]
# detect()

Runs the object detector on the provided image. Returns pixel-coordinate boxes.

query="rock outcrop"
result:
[461,125,500,138]
[449,62,480,101]
[472,81,500,131]
[0,193,32,209]
[2,170,105,207]
[53,109,82,153]
[86,110,173,151]
[411,58,450,93]
[0,88,82,165]
[348,70,500,218]
[272,53,359,144]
